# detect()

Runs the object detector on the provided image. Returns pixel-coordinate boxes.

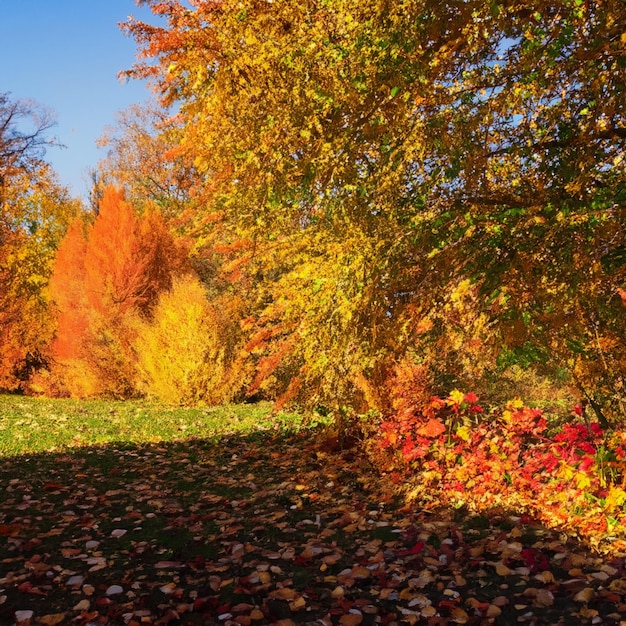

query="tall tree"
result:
[123,0,626,415]
[0,93,59,204]
[95,101,197,223]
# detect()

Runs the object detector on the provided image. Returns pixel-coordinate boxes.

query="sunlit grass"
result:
[0,394,309,457]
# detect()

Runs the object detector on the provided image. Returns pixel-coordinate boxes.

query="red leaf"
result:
[43,482,65,491]
[397,541,425,556]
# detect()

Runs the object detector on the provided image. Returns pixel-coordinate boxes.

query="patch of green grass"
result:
[0,395,311,457]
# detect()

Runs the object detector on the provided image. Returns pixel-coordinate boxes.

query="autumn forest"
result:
[2,0,626,565]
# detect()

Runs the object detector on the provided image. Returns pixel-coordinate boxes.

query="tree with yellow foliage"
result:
[133,274,247,405]
[123,0,626,418]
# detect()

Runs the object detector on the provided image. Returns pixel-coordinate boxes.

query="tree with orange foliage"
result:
[48,186,189,397]
[95,102,196,224]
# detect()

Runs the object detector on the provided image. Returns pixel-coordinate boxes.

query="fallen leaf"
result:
[450,607,469,624]
[339,614,363,626]
[38,614,67,626]
[268,588,298,600]
[72,600,90,611]
[574,587,594,602]
[14,610,33,626]
[495,563,512,576]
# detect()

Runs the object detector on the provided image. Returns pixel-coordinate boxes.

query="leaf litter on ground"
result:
[1,426,626,626]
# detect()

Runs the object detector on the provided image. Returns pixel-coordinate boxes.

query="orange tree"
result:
[122,0,626,418]
[48,187,190,397]
[94,101,198,226]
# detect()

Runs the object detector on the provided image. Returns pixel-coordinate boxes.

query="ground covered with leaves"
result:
[2,422,626,626]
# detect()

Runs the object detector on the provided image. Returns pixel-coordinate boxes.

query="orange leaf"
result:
[417,418,446,438]
[0,524,21,537]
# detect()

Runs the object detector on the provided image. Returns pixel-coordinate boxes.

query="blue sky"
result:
[0,0,159,199]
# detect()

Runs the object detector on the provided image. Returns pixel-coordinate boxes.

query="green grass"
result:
[0,394,309,457]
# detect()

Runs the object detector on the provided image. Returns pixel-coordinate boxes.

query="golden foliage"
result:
[133,274,248,405]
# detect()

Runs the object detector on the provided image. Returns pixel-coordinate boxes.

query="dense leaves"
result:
[1,6,626,613]
[377,391,626,549]
[133,274,247,404]
[120,0,626,416]
[95,102,197,222]
[47,187,189,398]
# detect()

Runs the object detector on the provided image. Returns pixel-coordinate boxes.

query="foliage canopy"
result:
[119,0,625,415]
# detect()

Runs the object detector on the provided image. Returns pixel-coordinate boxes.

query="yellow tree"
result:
[123,0,626,417]
[133,274,247,405]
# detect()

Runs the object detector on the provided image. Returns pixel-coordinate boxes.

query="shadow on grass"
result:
[1,427,625,625]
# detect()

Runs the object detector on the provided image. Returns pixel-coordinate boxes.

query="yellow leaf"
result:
[269,588,297,600]
[574,587,594,603]
[456,425,471,441]
[450,607,469,624]
[289,596,306,611]
[495,563,512,576]
[575,471,591,490]
[448,389,465,405]
[559,463,575,481]
[605,486,626,511]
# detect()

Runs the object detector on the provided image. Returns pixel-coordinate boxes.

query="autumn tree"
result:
[48,186,189,397]
[0,93,59,203]
[0,93,81,390]
[94,101,197,224]
[123,0,626,418]
[133,273,247,405]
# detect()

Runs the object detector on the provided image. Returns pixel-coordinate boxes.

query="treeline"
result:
[1,0,625,423]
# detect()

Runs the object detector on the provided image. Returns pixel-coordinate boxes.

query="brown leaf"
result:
[268,588,298,600]
[38,614,67,626]
[0,524,21,537]
[339,614,363,626]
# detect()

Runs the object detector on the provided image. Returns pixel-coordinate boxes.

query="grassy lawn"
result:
[0,394,308,457]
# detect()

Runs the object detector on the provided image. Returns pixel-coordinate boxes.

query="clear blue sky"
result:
[0,0,158,199]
